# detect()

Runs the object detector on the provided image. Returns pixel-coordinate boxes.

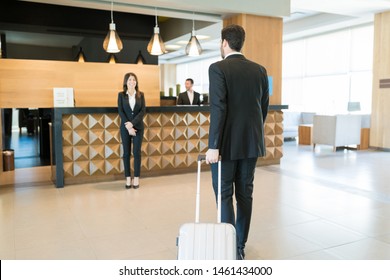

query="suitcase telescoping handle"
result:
[196,154,222,224]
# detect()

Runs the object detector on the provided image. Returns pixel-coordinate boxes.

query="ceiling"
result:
[18,0,290,20]
[3,0,390,64]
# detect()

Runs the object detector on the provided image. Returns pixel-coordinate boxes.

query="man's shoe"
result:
[125,184,131,189]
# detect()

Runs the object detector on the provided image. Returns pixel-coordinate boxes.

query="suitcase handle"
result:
[195,154,222,224]
[197,154,221,162]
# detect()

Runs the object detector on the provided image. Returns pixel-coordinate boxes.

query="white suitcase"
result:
[177,155,237,260]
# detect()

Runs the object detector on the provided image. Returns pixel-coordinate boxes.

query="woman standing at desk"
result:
[118,72,146,189]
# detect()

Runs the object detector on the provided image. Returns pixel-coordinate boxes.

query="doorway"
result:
[1,108,51,169]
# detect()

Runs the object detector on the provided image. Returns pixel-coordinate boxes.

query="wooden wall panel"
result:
[371,12,390,149]
[224,14,283,105]
[0,59,160,108]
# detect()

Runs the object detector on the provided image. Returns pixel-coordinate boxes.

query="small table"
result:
[298,124,313,145]
[358,128,370,150]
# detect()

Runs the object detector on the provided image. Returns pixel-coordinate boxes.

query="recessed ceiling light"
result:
[196,35,210,40]
[165,44,182,50]
[177,35,210,45]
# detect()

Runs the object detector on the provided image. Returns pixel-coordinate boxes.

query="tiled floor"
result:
[1,141,390,260]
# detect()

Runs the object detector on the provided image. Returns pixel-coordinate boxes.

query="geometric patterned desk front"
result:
[57,107,285,186]
[62,111,210,180]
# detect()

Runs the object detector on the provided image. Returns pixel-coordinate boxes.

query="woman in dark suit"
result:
[118,72,146,189]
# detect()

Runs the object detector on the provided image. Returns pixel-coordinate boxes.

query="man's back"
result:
[208,54,269,160]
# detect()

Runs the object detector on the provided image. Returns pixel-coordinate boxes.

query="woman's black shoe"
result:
[125,184,132,189]
[133,184,139,189]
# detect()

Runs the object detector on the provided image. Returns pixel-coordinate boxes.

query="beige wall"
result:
[0,59,160,108]
[371,12,390,149]
[0,59,160,174]
[224,14,283,105]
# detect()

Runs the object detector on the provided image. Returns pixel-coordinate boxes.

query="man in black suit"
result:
[177,78,201,105]
[205,24,269,260]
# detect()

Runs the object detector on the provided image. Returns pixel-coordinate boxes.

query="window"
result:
[176,57,220,94]
[282,24,373,114]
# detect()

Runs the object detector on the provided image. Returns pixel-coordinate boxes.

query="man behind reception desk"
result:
[177,78,201,105]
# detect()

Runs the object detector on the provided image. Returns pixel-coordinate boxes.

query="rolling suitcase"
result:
[177,155,237,260]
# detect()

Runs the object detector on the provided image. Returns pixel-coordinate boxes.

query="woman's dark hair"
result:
[122,72,141,98]
[221,24,245,52]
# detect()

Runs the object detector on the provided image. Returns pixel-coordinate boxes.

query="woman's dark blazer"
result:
[117,91,146,130]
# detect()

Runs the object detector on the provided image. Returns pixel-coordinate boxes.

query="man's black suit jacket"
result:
[208,54,269,161]
[177,91,201,105]
[117,91,146,130]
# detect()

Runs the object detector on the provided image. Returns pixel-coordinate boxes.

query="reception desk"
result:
[51,105,287,187]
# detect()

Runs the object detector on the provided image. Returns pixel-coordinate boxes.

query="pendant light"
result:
[107,53,118,64]
[103,0,123,53]
[147,8,166,56]
[75,47,86,62]
[185,14,202,56]
[135,50,146,64]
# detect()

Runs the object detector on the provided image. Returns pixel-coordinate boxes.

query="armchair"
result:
[312,114,362,151]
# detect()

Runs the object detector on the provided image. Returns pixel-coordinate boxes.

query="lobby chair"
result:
[312,114,362,152]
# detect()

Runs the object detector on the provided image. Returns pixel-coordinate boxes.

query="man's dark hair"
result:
[186,78,194,84]
[221,24,245,52]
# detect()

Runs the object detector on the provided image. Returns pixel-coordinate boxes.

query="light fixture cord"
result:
[155,7,158,27]
[192,12,195,31]
[111,0,114,23]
